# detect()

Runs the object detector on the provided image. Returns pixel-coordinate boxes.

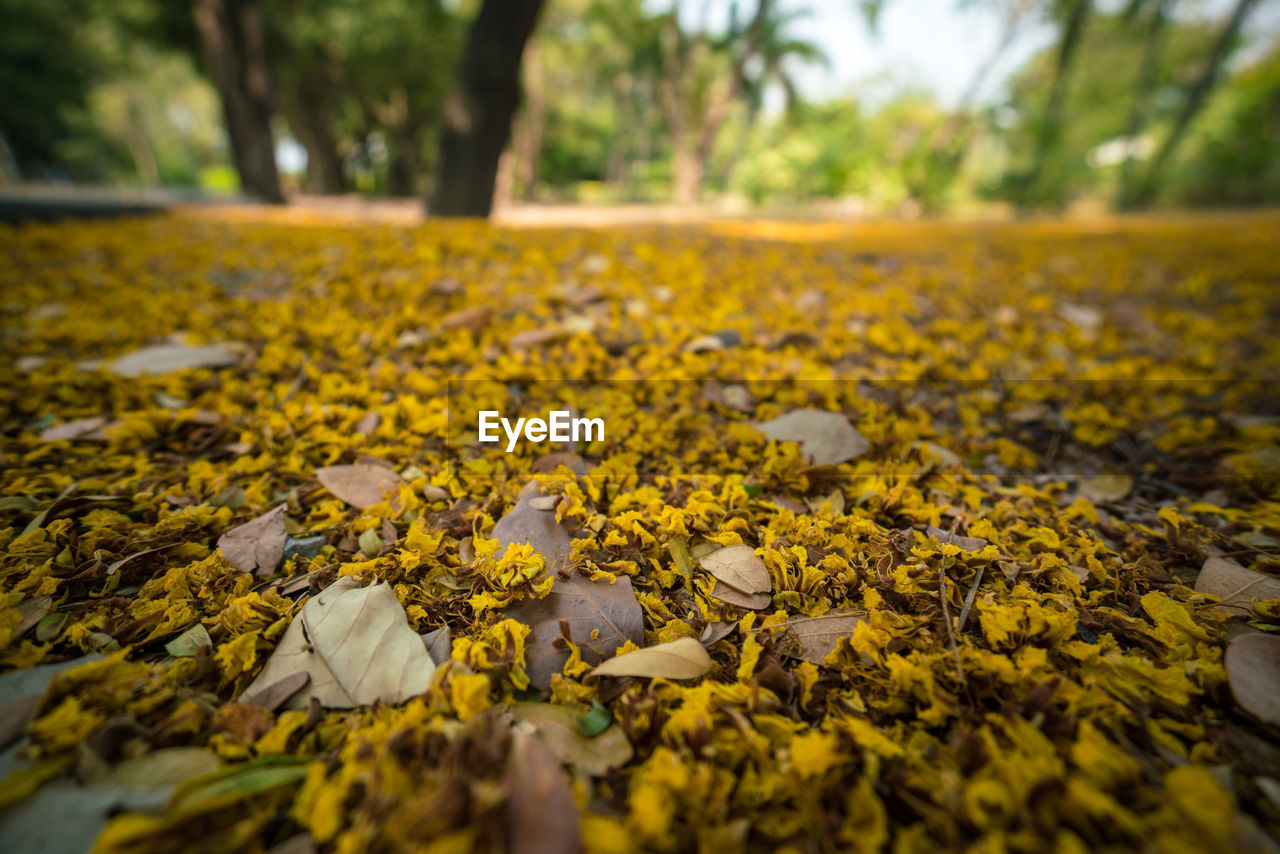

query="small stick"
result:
[938,522,965,684]
[956,565,985,634]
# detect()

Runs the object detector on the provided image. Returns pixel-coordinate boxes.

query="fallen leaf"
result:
[1225,633,1280,727]
[1080,474,1133,504]
[590,638,713,680]
[98,342,243,377]
[165,624,212,657]
[926,526,988,552]
[244,672,311,712]
[509,702,632,776]
[0,694,40,752]
[240,577,435,709]
[785,611,867,664]
[355,411,381,436]
[753,409,870,466]
[698,544,770,594]
[699,622,736,646]
[316,464,403,510]
[440,305,493,333]
[89,747,220,788]
[807,489,845,516]
[492,481,572,573]
[508,327,564,350]
[14,596,52,637]
[708,580,771,610]
[1196,557,1280,614]
[531,452,587,475]
[357,528,384,556]
[574,699,611,737]
[107,543,181,576]
[504,729,583,854]
[218,504,288,576]
[421,625,452,666]
[527,495,559,511]
[39,416,112,441]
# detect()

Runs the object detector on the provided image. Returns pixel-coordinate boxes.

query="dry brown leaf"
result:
[753,409,870,466]
[504,730,583,854]
[698,544,770,595]
[509,702,633,776]
[709,580,772,610]
[1225,633,1280,727]
[421,625,452,666]
[0,694,40,751]
[531,452,587,475]
[699,622,736,646]
[218,504,288,576]
[1196,557,1280,614]
[244,672,310,712]
[1079,474,1133,504]
[440,305,493,334]
[240,577,434,709]
[786,611,867,664]
[527,495,560,512]
[590,638,713,680]
[14,596,52,637]
[355,412,381,436]
[508,327,564,350]
[492,481,572,573]
[926,525,988,552]
[39,416,112,442]
[316,464,403,510]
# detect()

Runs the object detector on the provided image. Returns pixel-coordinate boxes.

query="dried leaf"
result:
[39,416,111,442]
[1196,557,1280,614]
[753,408,870,466]
[355,412,381,436]
[440,305,493,333]
[708,580,771,610]
[244,672,310,712]
[509,702,632,776]
[926,526,988,552]
[492,481,572,573]
[218,504,288,576]
[698,544,771,594]
[590,638,713,680]
[357,528,384,557]
[699,621,735,646]
[99,342,243,377]
[421,625,452,666]
[165,624,212,657]
[1225,633,1280,727]
[504,730,583,854]
[1080,474,1133,504]
[240,577,435,709]
[316,464,402,510]
[14,596,52,638]
[786,611,867,664]
[527,495,559,512]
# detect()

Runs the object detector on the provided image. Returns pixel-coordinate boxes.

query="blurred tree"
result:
[189,0,284,202]
[430,0,546,217]
[1115,0,1172,208]
[1125,0,1260,207]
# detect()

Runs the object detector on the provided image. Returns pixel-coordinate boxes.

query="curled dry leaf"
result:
[590,637,713,680]
[785,611,867,664]
[926,525,988,553]
[355,411,381,436]
[1225,633,1280,727]
[709,580,772,611]
[241,577,434,709]
[753,408,870,466]
[244,672,310,712]
[698,544,771,594]
[699,621,736,646]
[218,504,288,576]
[165,623,212,657]
[421,625,452,666]
[527,495,559,512]
[509,702,633,776]
[492,481,572,573]
[39,416,113,442]
[1196,557,1280,614]
[504,730,584,854]
[14,595,52,637]
[440,305,494,334]
[316,464,403,510]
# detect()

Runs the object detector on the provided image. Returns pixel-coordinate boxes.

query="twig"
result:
[956,565,985,634]
[938,541,965,684]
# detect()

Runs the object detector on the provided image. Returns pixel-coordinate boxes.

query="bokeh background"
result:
[1,0,1277,219]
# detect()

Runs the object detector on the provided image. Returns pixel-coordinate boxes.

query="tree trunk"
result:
[672,148,703,205]
[191,0,284,203]
[428,0,546,218]
[1116,0,1170,209]
[515,37,545,201]
[1016,0,1091,208]
[289,104,344,195]
[1129,0,1259,207]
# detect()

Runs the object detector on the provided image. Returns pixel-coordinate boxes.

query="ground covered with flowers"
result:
[1,211,1279,854]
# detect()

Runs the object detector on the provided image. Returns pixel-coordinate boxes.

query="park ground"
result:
[0,209,1279,853]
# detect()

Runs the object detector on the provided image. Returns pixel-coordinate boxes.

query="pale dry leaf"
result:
[926,525,988,553]
[753,409,870,466]
[1225,633,1280,727]
[241,577,434,709]
[101,343,243,377]
[39,416,111,442]
[316,464,403,510]
[785,611,867,664]
[422,484,451,502]
[1079,474,1133,504]
[440,305,493,334]
[590,637,713,680]
[89,747,220,788]
[504,730,583,854]
[699,622,736,646]
[218,504,288,576]
[509,702,633,776]
[709,580,771,610]
[527,495,560,511]
[14,596,52,637]
[244,672,310,712]
[493,481,572,573]
[698,544,770,595]
[508,327,564,350]
[1196,557,1280,614]
[165,623,212,657]
[421,625,452,666]
[355,412,381,436]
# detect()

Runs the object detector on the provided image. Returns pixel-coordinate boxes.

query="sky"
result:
[675,0,1280,110]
